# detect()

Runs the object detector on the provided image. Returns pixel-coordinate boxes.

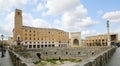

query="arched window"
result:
[18,37,20,40]
[73,39,79,45]
[17,35,21,41]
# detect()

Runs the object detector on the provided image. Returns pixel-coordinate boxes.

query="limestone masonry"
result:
[13,9,82,49]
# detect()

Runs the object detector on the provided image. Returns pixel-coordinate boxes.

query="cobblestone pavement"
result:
[105,47,120,66]
[0,50,13,66]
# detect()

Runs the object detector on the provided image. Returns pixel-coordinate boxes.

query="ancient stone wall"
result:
[79,47,116,66]
[8,46,116,66]
[9,50,36,66]
[25,46,112,61]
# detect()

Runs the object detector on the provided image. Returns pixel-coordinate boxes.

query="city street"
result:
[105,47,120,66]
[0,50,13,66]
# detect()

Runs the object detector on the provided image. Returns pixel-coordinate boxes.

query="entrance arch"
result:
[36,53,41,59]
[73,39,79,45]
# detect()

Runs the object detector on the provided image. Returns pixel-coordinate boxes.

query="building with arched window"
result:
[70,32,82,47]
[13,9,69,49]
[86,34,118,46]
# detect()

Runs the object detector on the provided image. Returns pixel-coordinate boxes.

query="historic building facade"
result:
[70,32,82,47]
[86,34,118,46]
[13,9,69,49]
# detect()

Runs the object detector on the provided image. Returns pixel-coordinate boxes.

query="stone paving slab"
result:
[0,50,13,66]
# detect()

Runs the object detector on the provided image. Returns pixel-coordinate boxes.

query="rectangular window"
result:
[29,30,31,32]
[33,31,35,33]
[25,29,27,32]
[25,34,27,36]
[29,45,32,48]
[37,45,40,48]
[45,45,47,47]
[29,34,31,36]
[25,37,27,40]
[52,44,55,47]
[41,45,43,48]
[25,42,27,44]
[49,45,51,47]
[29,38,31,40]
[33,45,36,48]
[34,34,35,36]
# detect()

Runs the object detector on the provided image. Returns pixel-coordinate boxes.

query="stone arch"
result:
[73,39,79,45]
[17,35,21,41]
[59,57,61,60]
[36,53,41,59]
[17,35,21,45]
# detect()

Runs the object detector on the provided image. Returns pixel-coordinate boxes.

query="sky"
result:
[0,0,120,40]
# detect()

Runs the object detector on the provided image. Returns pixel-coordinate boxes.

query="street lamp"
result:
[1,34,4,57]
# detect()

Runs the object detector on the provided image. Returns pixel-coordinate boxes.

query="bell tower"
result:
[14,9,22,29]
[13,9,23,45]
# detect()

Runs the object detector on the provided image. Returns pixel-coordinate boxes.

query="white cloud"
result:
[53,19,63,29]
[0,0,29,12]
[0,0,99,39]
[0,12,14,38]
[81,30,97,39]
[43,0,98,31]
[35,3,44,11]
[0,0,39,13]
[60,5,98,31]
[45,0,79,15]
[103,11,120,23]
[23,13,51,28]
[81,30,96,35]
[0,11,51,39]
[103,11,120,39]
[28,0,39,5]
[97,10,104,15]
